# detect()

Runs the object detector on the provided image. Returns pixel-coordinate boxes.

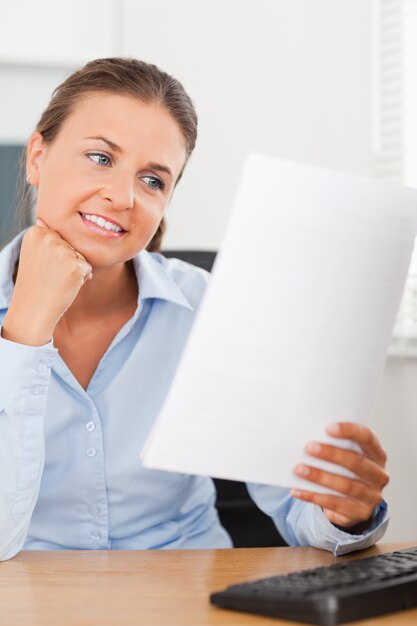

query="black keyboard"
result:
[210,546,417,625]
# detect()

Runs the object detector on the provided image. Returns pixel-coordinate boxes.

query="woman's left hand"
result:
[290,423,389,531]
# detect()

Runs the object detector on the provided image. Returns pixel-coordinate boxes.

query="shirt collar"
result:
[0,228,26,311]
[133,250,193,310]
[0,228,192,312]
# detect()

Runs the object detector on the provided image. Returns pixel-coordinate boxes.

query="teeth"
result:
[82,213,123,232]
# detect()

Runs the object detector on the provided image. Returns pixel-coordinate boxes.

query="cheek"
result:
[37,173,94,216]
[134,193,167,223]
[126,202,165,248]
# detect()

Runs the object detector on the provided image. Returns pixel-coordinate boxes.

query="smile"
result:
[78,212,127,239]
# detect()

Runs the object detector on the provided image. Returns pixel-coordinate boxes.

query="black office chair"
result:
[162,249,287,548]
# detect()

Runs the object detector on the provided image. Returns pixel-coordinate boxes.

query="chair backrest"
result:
[162,249,287,547]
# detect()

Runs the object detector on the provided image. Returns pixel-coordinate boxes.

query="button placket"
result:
[89,505,100,516]
[83,401,108,546]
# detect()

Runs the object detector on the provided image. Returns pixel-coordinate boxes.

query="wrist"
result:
[332,515,374,535]
[2,311,56,347]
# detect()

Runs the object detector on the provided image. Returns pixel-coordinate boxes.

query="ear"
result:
[26,131,47,186]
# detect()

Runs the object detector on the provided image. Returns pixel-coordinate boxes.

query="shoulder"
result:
[148,252,211,311]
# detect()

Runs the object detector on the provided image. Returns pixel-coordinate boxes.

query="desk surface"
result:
[1,543,416,625]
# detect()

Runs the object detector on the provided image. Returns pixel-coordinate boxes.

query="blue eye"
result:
[143,175,165,191]
[88,153,111,166]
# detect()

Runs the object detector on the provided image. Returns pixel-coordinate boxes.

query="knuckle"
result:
[24,226,39,243]
[322,494,337,509]
[70,259,82,274]
[343,479,357,497]
[357,500,370,517]
[40,227,54,239]
[371,493,382,510]
[381,471,390,488]
[43,232,60,248]
[26,225,37,236]
[351,453,366,475]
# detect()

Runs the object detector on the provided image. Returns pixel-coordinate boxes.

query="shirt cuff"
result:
[0,325,58,413]
[302,500,389,556]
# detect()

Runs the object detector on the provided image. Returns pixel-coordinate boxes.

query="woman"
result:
[0,58,389,560]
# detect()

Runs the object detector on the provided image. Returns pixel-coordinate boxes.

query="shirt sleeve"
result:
[247,482,389,556]
[0,327,58,561]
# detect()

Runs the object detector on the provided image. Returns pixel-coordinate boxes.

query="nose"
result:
[101,171,135,210]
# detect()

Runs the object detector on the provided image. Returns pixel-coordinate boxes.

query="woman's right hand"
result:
[1,217,93,346]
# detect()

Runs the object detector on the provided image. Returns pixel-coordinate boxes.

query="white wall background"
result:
[0,0,378,249]
[0,0,415,543]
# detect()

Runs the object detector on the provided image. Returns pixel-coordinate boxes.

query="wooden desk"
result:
[0,543,416,625]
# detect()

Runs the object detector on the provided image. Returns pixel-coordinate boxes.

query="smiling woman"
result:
[25,92,185,267]
[0,57,389,562]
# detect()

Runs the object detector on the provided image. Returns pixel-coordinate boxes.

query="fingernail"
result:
[308,442,321,454]
[327,423,341,435]
[296,464,310,476]
[291,489,302,498]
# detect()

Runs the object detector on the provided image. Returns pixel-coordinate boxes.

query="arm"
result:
[0,219,91,560]
[0,329,58,561]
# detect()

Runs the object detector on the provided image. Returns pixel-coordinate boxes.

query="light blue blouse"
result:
[0,229,388,561]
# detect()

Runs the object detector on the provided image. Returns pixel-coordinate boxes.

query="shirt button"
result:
[86,448,96,458]
[35,363,48,374]
[90,531,100,540]
[32,385,47,395]
[85,421,95,432]
[89,505,100,516]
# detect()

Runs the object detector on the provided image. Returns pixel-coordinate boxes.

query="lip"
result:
[78,211,127,232]
[78,212,127,239]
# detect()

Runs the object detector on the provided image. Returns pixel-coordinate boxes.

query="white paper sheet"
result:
[142,154,417,493]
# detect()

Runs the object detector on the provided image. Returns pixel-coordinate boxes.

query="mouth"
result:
[78,212,127,239]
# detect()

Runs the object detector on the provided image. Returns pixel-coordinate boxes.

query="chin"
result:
[80,241,143,269]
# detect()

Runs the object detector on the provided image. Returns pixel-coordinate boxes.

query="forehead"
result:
[58,92,186,171]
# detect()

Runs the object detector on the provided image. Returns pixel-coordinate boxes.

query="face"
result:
[26,92,187,268]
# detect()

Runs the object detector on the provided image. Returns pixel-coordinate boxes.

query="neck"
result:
[61,260,138,329]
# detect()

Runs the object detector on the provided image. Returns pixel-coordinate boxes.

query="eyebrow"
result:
[86,135,121,152]
[85,135,173,178]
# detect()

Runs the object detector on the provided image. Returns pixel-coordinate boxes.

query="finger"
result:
[34,217,92,278]
[290,488,376,524]
[77,251,92,270]
[35,218,69,247]
[326,423,387,466]
[322,508,356,528]
[78,257,93,281]
[68,245,80,259]
[294,463,383,506]
[305,442,389,489]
